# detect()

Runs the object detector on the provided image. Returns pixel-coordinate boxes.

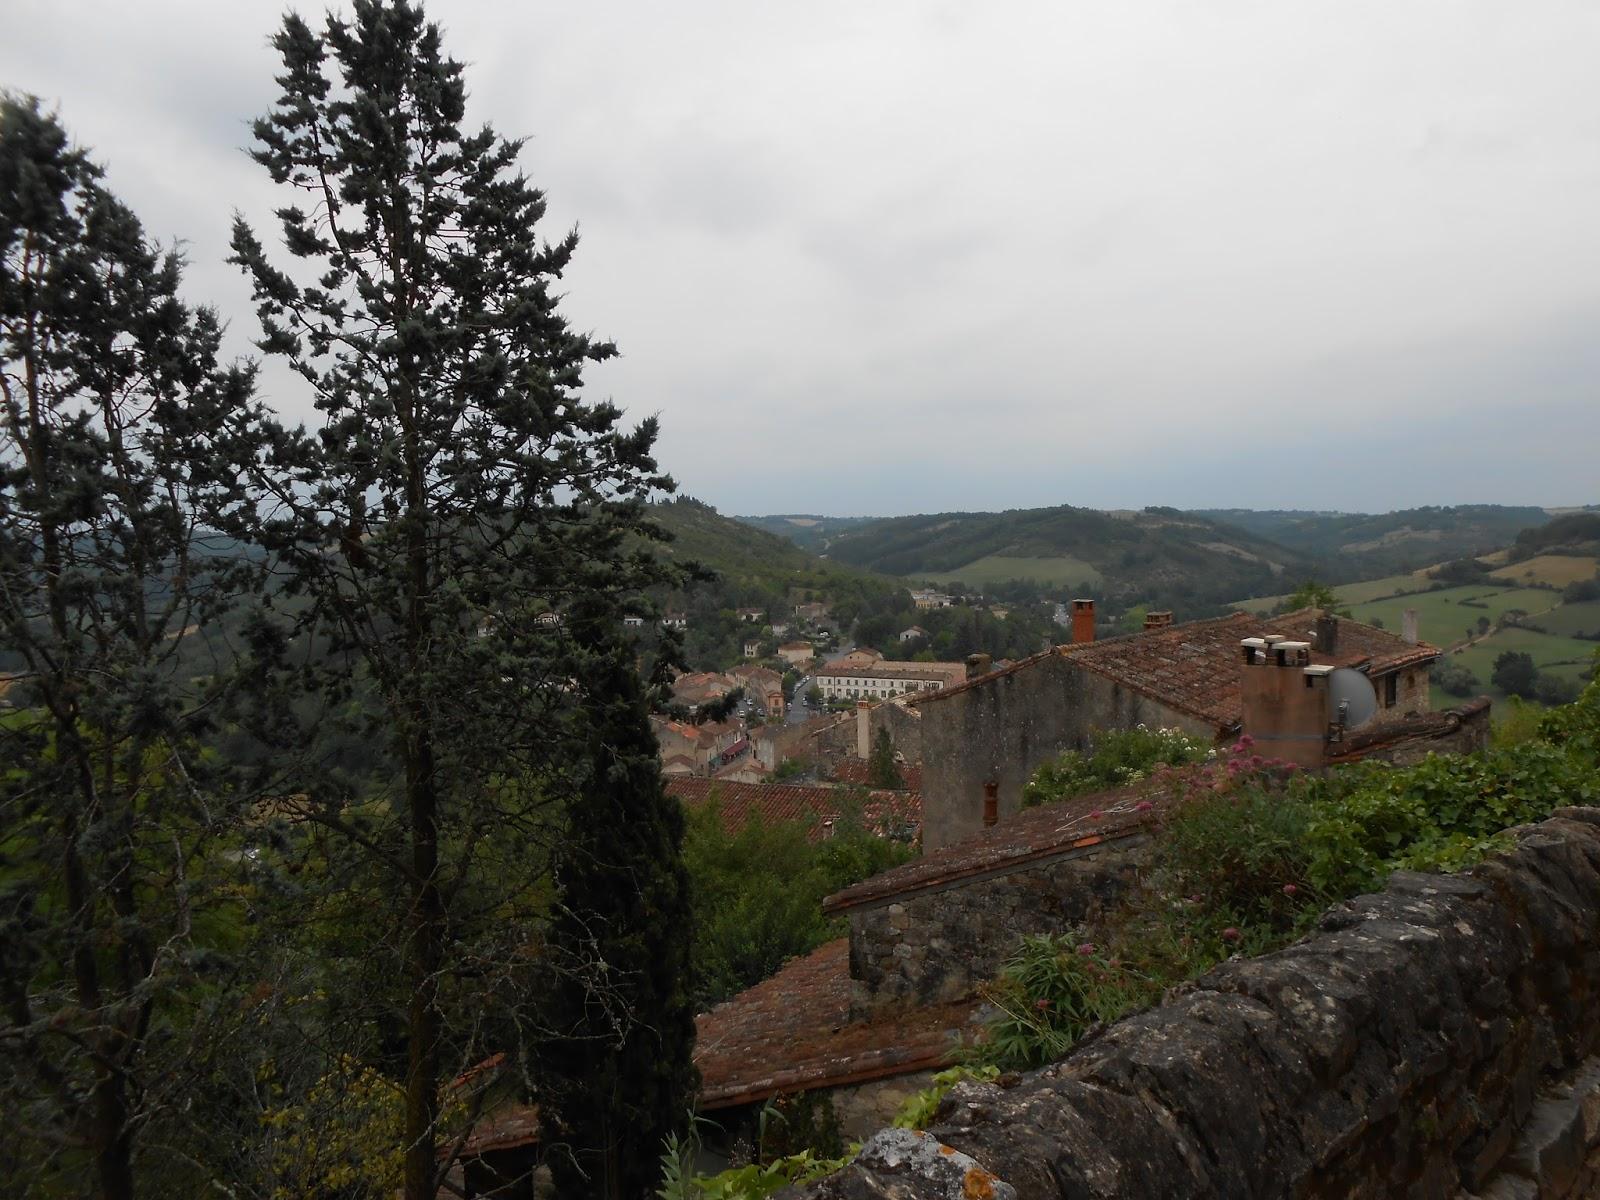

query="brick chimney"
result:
[982,781,999,827]
[1144,611,1173,631]
[1071,599,1096,644]
[856,700,870,760]
[965,652,992,680]
[1239,637,1328,769]
[1402,608,1419,646]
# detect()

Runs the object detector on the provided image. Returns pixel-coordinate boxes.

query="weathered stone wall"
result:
[917,655,1216,851]
[847,840,1148,1015]
[786,809,1600,1200]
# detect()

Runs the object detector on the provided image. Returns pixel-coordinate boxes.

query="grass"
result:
[1488,554,1600,588]
[1234,572,1435,614]
[912,554,1103,588]
[1448,625,1600,680]
[1538,602,1600,638]
[1348,586,1557,646]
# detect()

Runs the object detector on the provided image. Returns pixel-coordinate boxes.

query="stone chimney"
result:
[1314,614,1339,655]
[1144,611,1174,631]
[1402,608,1419,646]
[1239,637,1328,769]
[1071,599,1096,645]
[965,652,992,680]
[982,781,999,828]
[856,700,870,760]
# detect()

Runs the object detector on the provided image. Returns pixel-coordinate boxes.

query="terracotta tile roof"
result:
[1328,696,1492,762]
[831,759,924,793]
[915,610,1436,730]
[693,939,982,1110]
[822,775,1185,914]
[457,1101,541,1157]
[665,778,921,842]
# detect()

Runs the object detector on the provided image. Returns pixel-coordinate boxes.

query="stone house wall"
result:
[792,808,1600,1200]
[917,654,1217,851]
[845,838,1149,1016]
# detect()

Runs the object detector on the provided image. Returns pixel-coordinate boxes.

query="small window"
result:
[1384,674,1398,706]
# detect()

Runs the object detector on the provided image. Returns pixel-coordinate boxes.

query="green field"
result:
[1488,554,1599,588]
[1348,586,1556,647]
[914,555,1104,588]
[1447,626,1599,682]
[1235,572,1436,614]
[1537,601,1600,638]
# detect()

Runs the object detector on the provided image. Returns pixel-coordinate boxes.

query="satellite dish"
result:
[1327,668,1378,731]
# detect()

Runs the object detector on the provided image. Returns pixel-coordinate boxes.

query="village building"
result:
[794,601,830,623]
[912,603,1447,849]
[898,625,927,644]
[742,639,763,658]
[622,614,645,628]
[813,659,966,702]
[834,646,884,668]
[669,670,739,713]
[910,588,954,610]
[662,611,689,629]
[727,663,785,719]
[736,606,765,623]
[650,715,748,776]
[777,640,815,667]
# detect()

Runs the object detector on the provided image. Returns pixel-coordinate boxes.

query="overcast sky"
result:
[5,1,1598,517]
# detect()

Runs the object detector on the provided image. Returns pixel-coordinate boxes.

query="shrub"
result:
[1022,725,1210,808]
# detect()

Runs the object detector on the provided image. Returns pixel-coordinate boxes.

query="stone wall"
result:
[917,654,1216,851]
[788,808,1600,1200]
[846,839,1148,1015]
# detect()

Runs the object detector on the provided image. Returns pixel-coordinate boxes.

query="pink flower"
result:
[1188,894,1203,904]
[1282,883,1298,897]
[1221,927,1241,943]
[1076,942,1096,956]
[1249,755,1265,769]
[1034,998,1051,1010]
[1089,809,1103,820]
[1237,733,1255,748]
[1135,800,1154,812]
[1231,742,1246,755]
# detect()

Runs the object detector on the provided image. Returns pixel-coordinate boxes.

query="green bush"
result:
[1022,725,1210,808]
[683,797,916,1007]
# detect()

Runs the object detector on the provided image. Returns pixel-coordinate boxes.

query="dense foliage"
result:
[681,795,916,1009]
[0,95,267,1198]
[1021,726,1211,808]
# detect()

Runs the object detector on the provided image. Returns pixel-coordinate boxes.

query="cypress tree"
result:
[535,610,697,1198]
[228,4,690,1195]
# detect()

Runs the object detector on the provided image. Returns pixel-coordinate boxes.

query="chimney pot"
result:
[982,781,999,827]
[965,652,992,680]
[856,700,870,760]
[1402,608,1419,646]
[1144,610,1173,630]
[1071,599,1096,644]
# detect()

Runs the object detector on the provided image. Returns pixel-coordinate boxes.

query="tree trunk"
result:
[402,730,443,1200]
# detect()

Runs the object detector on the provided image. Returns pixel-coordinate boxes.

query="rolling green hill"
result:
[814,505,1313,610]
[1193,505,1555,579]
[733,513,881,553]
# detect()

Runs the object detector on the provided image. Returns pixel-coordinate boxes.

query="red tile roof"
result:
[822,775,1186,914]
[918,610,1437,733]
[831,759,924,793]
[665,778,922,842]
[693,939,982,1110]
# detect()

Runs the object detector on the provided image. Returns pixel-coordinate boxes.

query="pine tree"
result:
[228,5,689,1195]
[0,95,265,1199]
[534,609,697,1198]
